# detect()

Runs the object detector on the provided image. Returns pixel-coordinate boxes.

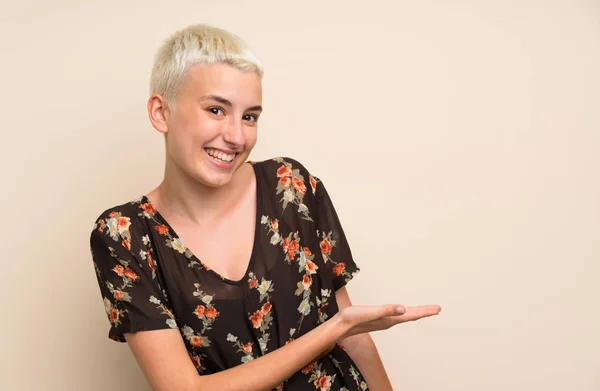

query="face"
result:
[149,62,263,188]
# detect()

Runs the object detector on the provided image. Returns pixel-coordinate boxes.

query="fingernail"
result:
[396,306,405,315]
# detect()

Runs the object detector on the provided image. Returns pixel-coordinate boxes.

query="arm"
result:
[126,303,440,391]
[336,287,393,391]
[126,315,344,391]
[127,305,376,391]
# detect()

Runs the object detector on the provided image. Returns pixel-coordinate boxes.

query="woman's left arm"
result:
[336,286,394,391]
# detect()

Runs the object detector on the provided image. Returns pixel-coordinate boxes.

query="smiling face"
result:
[149,62,263,188]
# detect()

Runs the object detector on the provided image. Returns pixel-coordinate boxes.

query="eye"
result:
[243,113,259,122]
[208,107,225,116]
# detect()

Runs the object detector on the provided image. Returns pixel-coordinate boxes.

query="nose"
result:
[223,118,245,148]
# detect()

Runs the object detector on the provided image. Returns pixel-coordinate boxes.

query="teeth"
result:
[206,148,235,163]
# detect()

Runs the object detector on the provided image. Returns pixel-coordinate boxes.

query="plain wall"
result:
[1,0,599,390]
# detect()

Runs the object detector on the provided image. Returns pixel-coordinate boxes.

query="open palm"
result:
[338,304,441,338]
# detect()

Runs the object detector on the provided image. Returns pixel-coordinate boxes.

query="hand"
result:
[336,304,441,339]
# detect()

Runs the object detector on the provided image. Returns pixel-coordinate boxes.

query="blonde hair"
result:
[150,24,263,110]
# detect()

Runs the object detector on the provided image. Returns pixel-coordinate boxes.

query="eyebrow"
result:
[200,95,263,112]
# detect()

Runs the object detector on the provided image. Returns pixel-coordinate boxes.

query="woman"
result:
[89,24,441,391]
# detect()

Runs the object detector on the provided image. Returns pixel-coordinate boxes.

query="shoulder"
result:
[89,196,151,250]
[252,156,320,192]
[91,196,147,228]
[252,157,325,223]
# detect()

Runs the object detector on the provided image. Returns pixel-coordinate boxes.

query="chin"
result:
[196,163,242,188]
[195,172,233,188]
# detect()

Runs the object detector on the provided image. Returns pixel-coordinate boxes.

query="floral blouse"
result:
[89,157,367,390]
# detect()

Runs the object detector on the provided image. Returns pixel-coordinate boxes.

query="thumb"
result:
[392,304,406,316]
[375,304,406,318]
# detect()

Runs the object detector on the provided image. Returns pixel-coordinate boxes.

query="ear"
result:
[147,94,170,134]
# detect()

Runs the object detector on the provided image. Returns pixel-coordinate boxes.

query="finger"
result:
[362,304,407,319]
[350,305,441,334]
[395,305,441,322]
[341,304,406,326]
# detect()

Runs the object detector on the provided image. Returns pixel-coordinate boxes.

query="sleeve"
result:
[89,211,178,342]
[311,174,361,292]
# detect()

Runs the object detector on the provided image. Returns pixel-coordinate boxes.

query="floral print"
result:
[261,216,320,332]
[150,296,178,329]
[92,212,178,339]
[228,333,256,363]
[247,271,274,353]
[274,157,313,221]
[316,289,333,324]
[89,157,365,389]
[318,231,356,288]
[307,363,336,391]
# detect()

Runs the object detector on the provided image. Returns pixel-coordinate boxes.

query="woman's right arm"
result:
[125,304,441,391]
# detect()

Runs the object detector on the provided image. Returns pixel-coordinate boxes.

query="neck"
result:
[149,160,253,225]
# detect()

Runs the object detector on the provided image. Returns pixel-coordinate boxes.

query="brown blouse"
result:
[89,157,367,390]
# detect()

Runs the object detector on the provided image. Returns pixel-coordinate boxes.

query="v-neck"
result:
[142,161,262,285]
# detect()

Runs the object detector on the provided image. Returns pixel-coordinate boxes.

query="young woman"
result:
[89,24,441,391]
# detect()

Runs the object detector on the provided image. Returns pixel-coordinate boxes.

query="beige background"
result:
[1,0,599,390]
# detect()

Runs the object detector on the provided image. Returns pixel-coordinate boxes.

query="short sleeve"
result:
[89,210,178,342]
[312,175,361,291]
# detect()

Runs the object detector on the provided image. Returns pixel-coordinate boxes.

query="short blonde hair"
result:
[150,24,263,110]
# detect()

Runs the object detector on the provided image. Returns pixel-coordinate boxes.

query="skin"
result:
[131,62,442,391]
